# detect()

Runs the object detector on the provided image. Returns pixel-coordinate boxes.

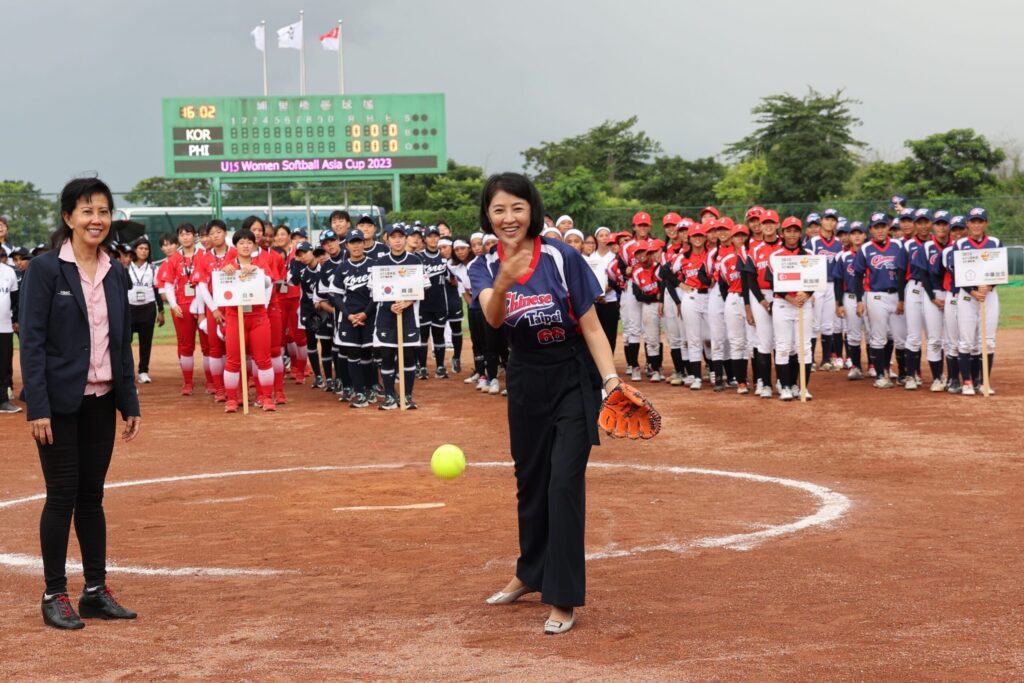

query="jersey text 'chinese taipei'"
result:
[469,237,602,350]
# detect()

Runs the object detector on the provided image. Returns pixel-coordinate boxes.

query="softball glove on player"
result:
[599,382,661,440]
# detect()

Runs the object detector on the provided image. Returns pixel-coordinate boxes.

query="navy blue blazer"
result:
[19,248,140,421]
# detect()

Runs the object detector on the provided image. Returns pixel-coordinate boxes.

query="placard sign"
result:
[769,254,828,293]
[371,264,425,302]
[586,257,609,291]
[212,268,268,307]
[954,248,1008,288]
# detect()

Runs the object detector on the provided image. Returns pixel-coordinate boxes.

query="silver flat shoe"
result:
[544,609,576,635]
[485,585,535,605]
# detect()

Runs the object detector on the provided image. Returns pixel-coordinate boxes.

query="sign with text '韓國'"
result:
[371,264,424,302]
[954,248,1008,288]
[212,268,267,307]
[769,254,828,293]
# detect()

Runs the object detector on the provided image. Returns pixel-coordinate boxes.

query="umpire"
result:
[19,177,141,629]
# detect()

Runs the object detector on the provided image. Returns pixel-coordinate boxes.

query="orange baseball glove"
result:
[598,382,661,439]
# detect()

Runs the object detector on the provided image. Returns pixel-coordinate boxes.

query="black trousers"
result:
[0,331,13,395]
[130,302,157,374]
[467,309,487,375]
[38,393,117,594]
[506,345,599,608]
[595,301,620,353]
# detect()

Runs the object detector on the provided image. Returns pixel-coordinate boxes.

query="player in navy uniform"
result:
[314,230,345,393]
[853,212,909,389]
[471,173,628,635]
[833,221,868,379]
[417,226,450,379]
[373,225,424,409]
[356,214,388,261]
[327,231,376,407]
[950,207,1001,395]
[808,209,844,371]
[287,241,326,388]
[910,209,951,391]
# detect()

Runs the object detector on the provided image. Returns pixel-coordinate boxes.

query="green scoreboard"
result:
[162,93,446,180]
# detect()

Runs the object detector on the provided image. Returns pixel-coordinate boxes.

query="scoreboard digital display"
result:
[162,94,447,179]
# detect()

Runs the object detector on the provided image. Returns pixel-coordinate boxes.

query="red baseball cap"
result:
[603,233,619,245]
[678,216,695,228]
[615,231,632,242]
[632,211,652,226]
[632,239,651,251]
[760,209,780,224]
[746,206,765,221]
[688,223,709,237]
[730,224,750,238]
[717,216,735,230]
[649,238,665,250]
[699,205,720,219]
[781,216,803,231]
[662,212,683,226]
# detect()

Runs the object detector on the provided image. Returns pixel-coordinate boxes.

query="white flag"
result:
[319,26,340,51]
[250,24,265,52]
[277,21,303,50]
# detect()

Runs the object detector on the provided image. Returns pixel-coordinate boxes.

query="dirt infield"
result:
[1,335,1022,681]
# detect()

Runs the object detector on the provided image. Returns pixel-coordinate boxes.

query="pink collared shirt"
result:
[59,240,113,396]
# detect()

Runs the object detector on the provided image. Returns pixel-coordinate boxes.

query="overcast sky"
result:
[3,0,1022,192]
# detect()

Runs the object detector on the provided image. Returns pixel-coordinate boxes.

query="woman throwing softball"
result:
[470,173,659,635]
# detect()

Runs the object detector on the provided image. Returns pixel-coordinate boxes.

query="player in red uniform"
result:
[631,241,664,382]
[277,226,308,383]
[161,223,209,395]
[745,210,780,397]
[245,216,289,404]
[720,223,752,393]
[191,219,235,402]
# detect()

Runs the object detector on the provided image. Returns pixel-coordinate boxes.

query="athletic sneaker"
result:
[946,380,962,394]
[464,372,480,384]
[366,388,379,404]
[848,367,864,380]
[874,376,894,389]
[488,378,501,395]
[904,377,919,390]
[961,382,976,396]
[137,372,152,384]
[713,380,725,393]
[831,358,843,371]
[930,378,946,392]
[759,384,773,399]
[181,383,193,396]
[403,396,418,410]
[737,383,749,395]
[727,379,738,387]
[683,375,695,386]
[223,400,238,413]
[337,387,354,402]
[650,371,664,383]
[802,389,813,401]
[844,358,853,370]
[418,368,430,380]
[809,363,817,373]
[979,385,996,396]
[630,368,642,382]
[669,372,685,386]
[476,377,489,391]
[312,376,325,389]
[379,394,399,410]
[261,398,276,412]
[0,401,22,414]
[867,366,877,379]
[451,358,461,374]
[779,387,793,401]
[214,388,227,403]
[435,367,448,379]
[324,379,336,393]
[500,388,507,396]
[349,393,369,408]
[689,378,702,391]
[274,391,288,405]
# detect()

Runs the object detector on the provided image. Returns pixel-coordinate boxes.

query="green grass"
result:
[998,276,1024,329]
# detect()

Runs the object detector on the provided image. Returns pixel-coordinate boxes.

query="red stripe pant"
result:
[224,310,272,372]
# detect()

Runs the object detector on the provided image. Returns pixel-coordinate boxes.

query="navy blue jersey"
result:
[852,239,908,293]
[808,234,844,282]
[951,234,1002,292]
[363,241,389,261]
[418,249,448,313]
[317,254,346,301]
[469,237,602,351]
[904,236,925,273]
[444,261,464,316]
[832,249,860,293]
[329,257,374,317]
[290,262,322,312]
[940,244,958,294]
[466,256,484,311]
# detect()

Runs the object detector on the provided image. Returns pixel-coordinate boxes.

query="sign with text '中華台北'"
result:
[162,94,447,179]
[954,248,1009,288]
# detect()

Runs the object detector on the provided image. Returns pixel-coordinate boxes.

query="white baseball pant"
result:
[943,291,959,357]
[619,287,642,345]
[903,280,926,353]
[708,290,728,361]
[641,302,663,359]
[957,289,999,355]
[750,291,774,355]
[866,291,899,350]
[724,293,748,360]
[842,293,867,346]
[664,293,686,355]
[681,290,709,364]
[772,297,812,364]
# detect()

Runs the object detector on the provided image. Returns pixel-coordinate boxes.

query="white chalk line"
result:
[0,461,851,577]
[187,496,254,505]
[334,503,446,511]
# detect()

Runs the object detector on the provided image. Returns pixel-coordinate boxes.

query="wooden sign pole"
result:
[238,310,250,414]
[798,304,807,402]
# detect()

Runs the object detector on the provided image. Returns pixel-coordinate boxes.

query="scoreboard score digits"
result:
[162,94,446,179]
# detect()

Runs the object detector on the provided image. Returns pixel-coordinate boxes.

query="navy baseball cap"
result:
[966,207,989,221]
[950,215,967,229]
[413,220,425,227]
[890,217,900,229]
[386,224,407,236]
[357,214,376,225]
[320,229,338,242]
[291,228,308,238]
[295,241,313,252]
[425,225,440,236]
[849,221,865,233]
[869,212,889,227]
[933,210,951,224]
[914,208,933,222]
[345,231,365,243]
[836,220,851,234]
[805,212,822,225]
[890,193,907,208]
[899,208,916,220]
[823,208,839,219]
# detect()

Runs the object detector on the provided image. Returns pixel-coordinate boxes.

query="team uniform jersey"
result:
[363,241,389,261]
[913,238,951,301]
[808,235,843,282]
[469,237,601,351]
[288,261,322,329]
[671,250,711,290]
[162,248,202,308]
[444,261,465,320]
[718,247,747,296]
[630,263,661,303]
[0,263,18,333]
[418,249,449,320]
[903,237,926,281]
[852,239,909,298]
[329,257,375,348]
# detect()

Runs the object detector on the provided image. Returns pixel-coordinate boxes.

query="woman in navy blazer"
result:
[19,177,141,630]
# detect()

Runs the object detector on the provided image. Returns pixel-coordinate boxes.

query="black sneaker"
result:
[324,379,336,393]
[418,368,429,380]
[0,401,21,414]
[349,393,369,408]
[372,383,384,397]
[42,593,84,630]
[379,395,399,410]
[337,387,353,402]
[366,388,378,404]
[78,586,137,620]
[435,367,448,379]
[312,376,324,390]
[403,396,418,410]
[451,358,461,374]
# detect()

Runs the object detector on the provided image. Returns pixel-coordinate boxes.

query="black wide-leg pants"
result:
[506,342,600,608]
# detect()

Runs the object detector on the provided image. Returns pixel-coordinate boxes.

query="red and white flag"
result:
[319,26,340,51]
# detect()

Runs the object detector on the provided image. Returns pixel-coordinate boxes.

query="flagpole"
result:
[260,20,268,96]
[299,10,306,96]
[337,20,345,94]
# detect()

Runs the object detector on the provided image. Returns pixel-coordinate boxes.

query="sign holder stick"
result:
[980,299,991,397]
[798,303,807,402]
[238,309,250,414]
[397,306,406,410]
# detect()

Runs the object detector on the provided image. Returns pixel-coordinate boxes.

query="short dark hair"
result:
[50,176,116,250]
[329,210,351,223]
[177,222,197,236]
[479,173,545,238]
[241,215,265,233]
[207,219,227,233]
[233,228,256,246]
[198,222,210,237]
[159,232,178,246]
